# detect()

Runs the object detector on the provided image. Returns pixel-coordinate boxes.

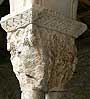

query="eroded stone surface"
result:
[0,1,87,99]
[7,23,77,92]
[1,8,78,93]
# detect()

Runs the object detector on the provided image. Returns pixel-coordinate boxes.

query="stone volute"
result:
[0,0,87,99]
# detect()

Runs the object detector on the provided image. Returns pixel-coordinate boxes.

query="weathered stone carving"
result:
[0,0,87,99]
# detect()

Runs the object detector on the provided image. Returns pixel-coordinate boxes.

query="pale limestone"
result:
[0,0,87,99]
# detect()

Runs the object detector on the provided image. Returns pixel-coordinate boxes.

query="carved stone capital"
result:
[0,1,87,99]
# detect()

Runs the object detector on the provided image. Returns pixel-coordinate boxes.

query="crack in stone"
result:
[26,74,37,80]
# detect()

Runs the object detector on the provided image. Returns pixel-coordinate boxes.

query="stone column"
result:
[0,0,87,99]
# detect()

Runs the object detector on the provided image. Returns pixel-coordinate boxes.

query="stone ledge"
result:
[0,7,87,38]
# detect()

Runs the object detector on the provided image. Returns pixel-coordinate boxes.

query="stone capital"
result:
[0,6,87,38]
[0,0,87,99]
